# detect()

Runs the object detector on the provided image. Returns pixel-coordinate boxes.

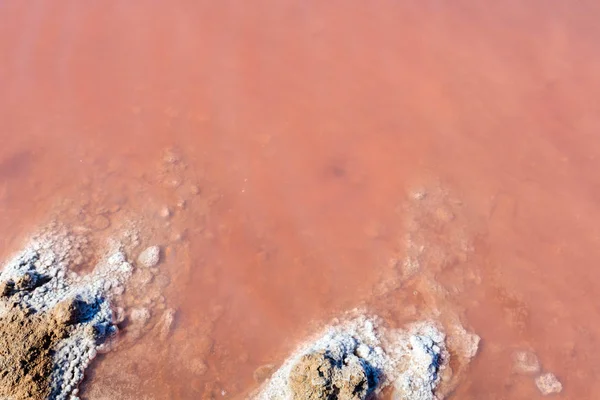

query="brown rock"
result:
[289,352,335,400]
[52,298,83,325]
[0,280,14,297]
[289,350,369,400]
[15,272,36,290]
[335,355,370,400]
[0,304,69,400]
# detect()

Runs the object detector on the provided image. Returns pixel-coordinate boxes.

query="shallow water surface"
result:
[2,1,600,399]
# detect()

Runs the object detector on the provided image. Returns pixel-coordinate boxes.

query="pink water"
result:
[2,1,600,398]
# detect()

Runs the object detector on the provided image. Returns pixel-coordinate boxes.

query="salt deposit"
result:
[512,350,541,375]
[535,372,563,396]
[252,313,474,400]
[137,246,161,268]
[0,223,168,400]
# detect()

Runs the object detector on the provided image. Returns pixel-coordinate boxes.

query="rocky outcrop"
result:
[252,314,477,400]
[289,350,370,400]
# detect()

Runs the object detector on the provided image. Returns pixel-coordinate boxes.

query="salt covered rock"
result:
[130,308,151,325]
[448,323,480,360]
[137,246,161,268]
[0,224,136,400]
[158,308,176,340]
[391,323,446,400]
[535,372,562,395]
[252,315,462,400]
[159,207,172,219]
[512,350,541,375]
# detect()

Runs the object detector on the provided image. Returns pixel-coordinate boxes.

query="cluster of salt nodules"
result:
[253,314,479,400]
[0,224,153,400]
[512,350,563,396]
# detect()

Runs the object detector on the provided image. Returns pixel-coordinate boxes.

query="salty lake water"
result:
[1,1,600,398]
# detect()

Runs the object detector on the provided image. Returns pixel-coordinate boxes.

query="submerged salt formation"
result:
[535,372,562,396]
[0,224,157,400]
[253,314,477,400]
